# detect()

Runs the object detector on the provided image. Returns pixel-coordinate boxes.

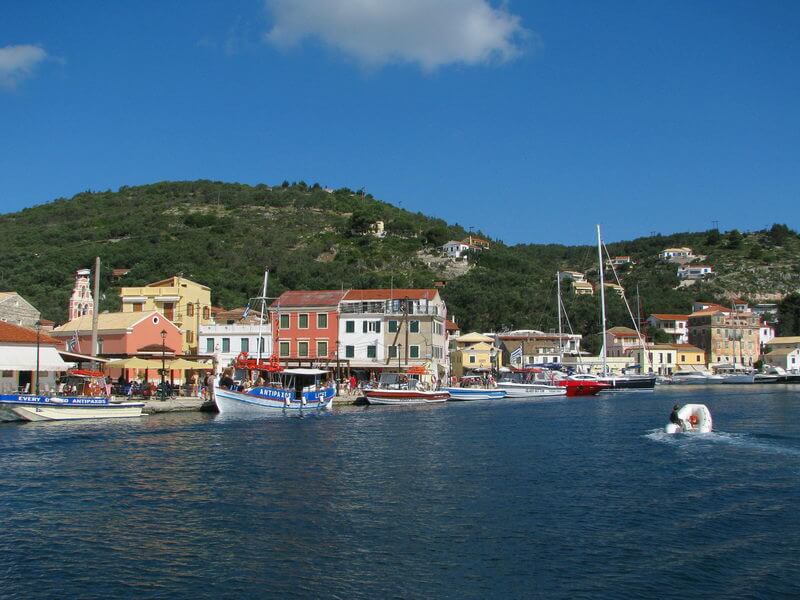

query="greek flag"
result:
[242,303,251,319]
[510,346,523,364]
[67,330,80,352]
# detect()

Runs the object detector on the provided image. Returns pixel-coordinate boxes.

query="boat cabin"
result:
[57,370,108,397]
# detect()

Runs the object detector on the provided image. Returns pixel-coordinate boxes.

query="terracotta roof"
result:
[649,314,689,321]
[607,326,639,337]
[273,290,347,308]
[53,311,175,333]
[343,289,438,301]
[0,321,60,345]
[445,320,460,332]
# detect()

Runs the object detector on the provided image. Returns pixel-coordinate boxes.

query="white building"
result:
[646,314,689,344]
[764,347,800,372]
[678,265,714,280]
[659,247,695,262]
[442,240,471,259]
[760,322,775,348]
[199,308,271,374]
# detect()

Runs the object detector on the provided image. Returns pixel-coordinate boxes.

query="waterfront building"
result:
[499,330,582,366]
[0,321,71,394]
[629,344,677,375]
[605,326,642,357]
[450,332,499,377]
[672,344,707,371]
[52,311,183,358]
[119,275,212,354]
[272,290,347,368]
[759,321,776,348]
[646,314,689,344]
[768,336,800,351]
[68,269,94,321]
[199,308,271,374]
[763,347,800,371]
[0,291,41,328]
[687,309,760,367]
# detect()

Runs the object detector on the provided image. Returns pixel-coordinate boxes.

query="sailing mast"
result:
[597,225,608,375]
[557,271,563,363]
[256,269,269,363]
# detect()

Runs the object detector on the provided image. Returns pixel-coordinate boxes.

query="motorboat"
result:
[665,403,713,434]
[671,371,724,385]
[556,378,611,396]
[0,370,144,422]
[445,375,507,401]
[364,373,449,405]
[496,369,566,399]
[714,365,756,384]
[566,372,654,392]
[754,372,782,384]
[214,366,334,414]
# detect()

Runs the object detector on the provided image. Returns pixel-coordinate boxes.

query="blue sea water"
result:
[2,386,800,599]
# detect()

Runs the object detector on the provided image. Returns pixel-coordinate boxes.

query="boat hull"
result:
[364,390,449,405]
[0,394,144,421]
[444,388,507,401]
[496,383,566,399]
[556,381,610,396]
[719,374,756,384]
[599,376,656,391]
[214,385,334,414]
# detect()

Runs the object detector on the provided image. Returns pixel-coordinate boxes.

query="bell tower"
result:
[68,268,94,321]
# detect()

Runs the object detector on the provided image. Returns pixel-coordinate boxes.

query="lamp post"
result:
[35,320,41,395]
[160,329,167,401]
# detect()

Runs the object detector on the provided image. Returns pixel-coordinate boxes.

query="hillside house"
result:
[659,247,695,263]
[677,265,714,280]
[646,314,689,344]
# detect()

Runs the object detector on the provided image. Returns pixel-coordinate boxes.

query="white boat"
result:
[497,370,566,398]
[364,372,449,405]
[0,395,144,421]
[714,365,756,384]
[665,404,713,434]
[445,387,507,401]
[671,371,724,385]
[214,368,334,414]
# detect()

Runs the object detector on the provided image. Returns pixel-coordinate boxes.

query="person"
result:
[219,369,235,390]
[349,374,357,392]
[669,404,682,426]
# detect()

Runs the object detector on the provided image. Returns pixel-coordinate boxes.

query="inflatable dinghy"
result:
[665,403,712,434]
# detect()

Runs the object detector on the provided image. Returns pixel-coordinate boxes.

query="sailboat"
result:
[212,269,335,415]
[594,225,656,391]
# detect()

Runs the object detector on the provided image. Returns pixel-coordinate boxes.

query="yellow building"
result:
[672,344,706,371]
[450,332,499,377]
[119,275,212,353]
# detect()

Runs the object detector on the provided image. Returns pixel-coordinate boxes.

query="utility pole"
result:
[90,256,101,368]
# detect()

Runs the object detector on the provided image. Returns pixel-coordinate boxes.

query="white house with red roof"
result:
[0,321,73,394]
[646,314,689,344]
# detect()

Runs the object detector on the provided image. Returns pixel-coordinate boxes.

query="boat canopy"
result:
[282,368,329,376]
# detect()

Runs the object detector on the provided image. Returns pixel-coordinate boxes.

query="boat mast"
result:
[597,225,607,375]
[257,268,269,363]
[90,256,100,369]
[557,271,563,363]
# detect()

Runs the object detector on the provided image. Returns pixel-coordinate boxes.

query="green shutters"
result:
[388,320,398,332]
[346,320,355,333]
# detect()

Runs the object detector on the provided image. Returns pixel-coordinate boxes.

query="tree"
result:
[768,223,793,246]
[777,292,800,336]
[650,328,671,344]
[726,229,743,249]
[705,229,721,246]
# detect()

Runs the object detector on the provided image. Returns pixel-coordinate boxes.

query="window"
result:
[317,341,328,357]
[388,320,398,333]
[298,314,309,329]
[260,338,265,353]
[279,341,290,357]
[388,345,398,359]
[133,303,142,313]
[697,355,701,362]
[345,345,354,358]
[203,306,210,320]
[317,313,328,328]
[410,320,420,333]
[187,303,194,317]
[241,338,249,352]
[186,330,194,343]
[298,341,309,357]
[222,338,230,353]
[469,355,476,364]
[362,321,381,333]
[681,355,686,362]
[367,345,377,359]
[410,345,420,359]
[206,338,214,353]
[280,314,290,329]
[345,320,355,333]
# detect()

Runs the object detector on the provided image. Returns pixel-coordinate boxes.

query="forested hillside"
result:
[1,180,798,352]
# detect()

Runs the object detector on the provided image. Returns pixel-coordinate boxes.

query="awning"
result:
[0,345,74,371]
[105,357,162,369]
[166,358,214,371]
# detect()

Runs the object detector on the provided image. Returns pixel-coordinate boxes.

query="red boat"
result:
[554,378,611,396]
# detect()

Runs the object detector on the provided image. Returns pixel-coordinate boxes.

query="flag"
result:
[67,330,80,353]
[242,302,251,319]
[510,346,523,364]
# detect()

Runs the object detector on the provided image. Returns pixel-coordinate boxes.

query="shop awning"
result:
[0,345,74,371]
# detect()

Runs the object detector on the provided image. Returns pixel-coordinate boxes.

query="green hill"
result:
[1,180,798,353]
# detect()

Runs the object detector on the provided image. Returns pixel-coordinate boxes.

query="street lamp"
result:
[160,329,167,401]
[35,320,41,395]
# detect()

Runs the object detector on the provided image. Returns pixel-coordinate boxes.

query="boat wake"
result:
[645,429,800,457]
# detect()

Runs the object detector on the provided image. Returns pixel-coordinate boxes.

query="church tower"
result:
[68,268,94,321]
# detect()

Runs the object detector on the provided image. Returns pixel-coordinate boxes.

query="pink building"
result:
[271,290,347,365]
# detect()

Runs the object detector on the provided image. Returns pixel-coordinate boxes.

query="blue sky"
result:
[1,1,798,244]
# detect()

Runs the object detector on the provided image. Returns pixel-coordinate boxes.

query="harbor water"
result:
[2,386,800,599]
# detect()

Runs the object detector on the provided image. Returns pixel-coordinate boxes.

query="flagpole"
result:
[257,269,268,363]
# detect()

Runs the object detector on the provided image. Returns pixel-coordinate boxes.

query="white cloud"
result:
[0,44,48,89]
[264,0,530,71]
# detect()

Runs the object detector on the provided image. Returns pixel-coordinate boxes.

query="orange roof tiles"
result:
[0,321,60,345]
[273,290,348,308]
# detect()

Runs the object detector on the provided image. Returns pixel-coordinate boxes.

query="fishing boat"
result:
[496,369,566,399]
[364,372,449,405]
[0,370,144,422]
[214,366,334,414]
